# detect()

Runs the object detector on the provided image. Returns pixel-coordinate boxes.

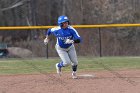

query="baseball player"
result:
[44,15,81,79]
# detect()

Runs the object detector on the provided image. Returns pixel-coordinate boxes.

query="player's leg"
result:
[68,45,78,79]
[55,45,71,75]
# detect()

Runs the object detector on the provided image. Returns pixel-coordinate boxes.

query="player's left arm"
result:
[70,27,81,43]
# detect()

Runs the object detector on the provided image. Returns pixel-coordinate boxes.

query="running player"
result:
[44,15,81,79]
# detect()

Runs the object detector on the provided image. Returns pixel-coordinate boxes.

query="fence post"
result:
[98,28,102,57]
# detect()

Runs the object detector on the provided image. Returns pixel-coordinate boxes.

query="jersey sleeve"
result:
[45,28,52,36]
[45,26,61,36]
[70,26,82,43]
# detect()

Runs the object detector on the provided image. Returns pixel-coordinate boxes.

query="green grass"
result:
[0,57,140,75]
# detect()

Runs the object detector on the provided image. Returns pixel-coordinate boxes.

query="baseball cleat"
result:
[72,71,78,79]
[55,63,62,76]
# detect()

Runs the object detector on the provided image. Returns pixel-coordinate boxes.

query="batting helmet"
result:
[58,15,69,26]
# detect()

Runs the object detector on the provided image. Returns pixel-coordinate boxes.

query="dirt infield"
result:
[0,69,140,93]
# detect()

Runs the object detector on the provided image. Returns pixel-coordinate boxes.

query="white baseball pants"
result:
[55,44,78,66]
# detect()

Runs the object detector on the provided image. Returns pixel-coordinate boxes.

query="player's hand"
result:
[65,39,74,44]
[44,38,49,45]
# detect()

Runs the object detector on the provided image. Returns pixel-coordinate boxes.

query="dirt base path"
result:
[0,69,140,93]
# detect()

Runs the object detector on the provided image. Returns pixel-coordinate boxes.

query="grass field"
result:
[0,56,140,75]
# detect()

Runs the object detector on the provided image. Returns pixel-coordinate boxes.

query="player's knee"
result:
[72,61,78,66]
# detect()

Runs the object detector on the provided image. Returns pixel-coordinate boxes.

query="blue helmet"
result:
[58,15,69,26]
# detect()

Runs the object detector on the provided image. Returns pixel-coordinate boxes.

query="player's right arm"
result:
[44,27,60,45]
[44,28,52,45]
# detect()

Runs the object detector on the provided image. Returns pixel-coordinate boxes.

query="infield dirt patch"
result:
[0,69,140,93]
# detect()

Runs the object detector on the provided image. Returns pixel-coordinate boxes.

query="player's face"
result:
[62,21,68,29]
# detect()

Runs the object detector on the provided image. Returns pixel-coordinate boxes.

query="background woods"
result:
[0,0,140,57]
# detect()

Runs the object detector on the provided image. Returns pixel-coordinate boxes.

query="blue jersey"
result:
[46,26,81,48]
